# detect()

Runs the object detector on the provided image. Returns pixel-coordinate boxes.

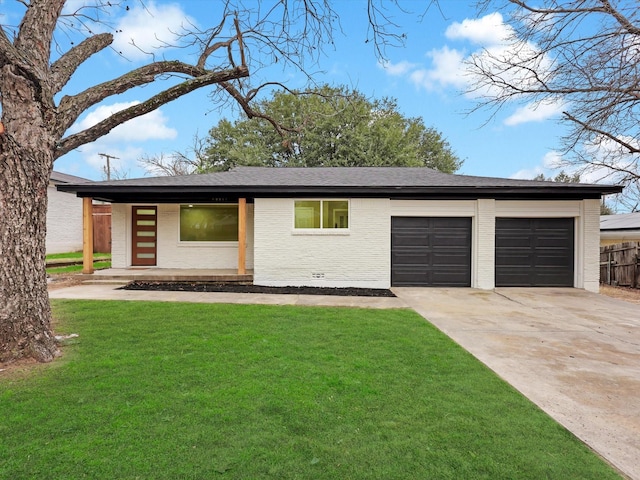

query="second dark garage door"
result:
[391,217,472,286]
[495,217,574,287]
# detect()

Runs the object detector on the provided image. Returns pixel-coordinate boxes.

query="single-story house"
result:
[600,213,640,246]
[58,166,622,292]
[47,171,90,254]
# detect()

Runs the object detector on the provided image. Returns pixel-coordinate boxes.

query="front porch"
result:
[80,198,252,276]
[87,268,254,283]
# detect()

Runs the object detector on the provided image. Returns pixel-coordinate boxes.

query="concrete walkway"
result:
[49,283,639,478]
[394,287,640,480]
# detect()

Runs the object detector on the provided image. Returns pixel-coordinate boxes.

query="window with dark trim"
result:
[179,205,238,241]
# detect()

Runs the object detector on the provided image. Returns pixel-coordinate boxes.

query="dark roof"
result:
[50,171,90,184]
[56,166,622,203]
[601,212,640,231]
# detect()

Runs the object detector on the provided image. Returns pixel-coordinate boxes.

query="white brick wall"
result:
[475,199,496,290]
[46,186,83,254]
[111,203,128,268]
[254,198,390,288]
[109,197,602,292]
[494,200,582,217]
[110,203,254,269]
[582,199,601,292]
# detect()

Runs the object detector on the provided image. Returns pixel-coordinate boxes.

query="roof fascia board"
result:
[57,184,622,198]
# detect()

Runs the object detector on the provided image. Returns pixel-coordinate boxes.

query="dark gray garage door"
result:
[495,218,574,287]
[391,217,472,286]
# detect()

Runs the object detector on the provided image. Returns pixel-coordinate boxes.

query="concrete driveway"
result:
[393,287,640,480]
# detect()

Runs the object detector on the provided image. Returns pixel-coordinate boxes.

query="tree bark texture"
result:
[0,64,60,363]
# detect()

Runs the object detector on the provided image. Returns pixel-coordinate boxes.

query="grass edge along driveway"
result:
[0,301,622,480]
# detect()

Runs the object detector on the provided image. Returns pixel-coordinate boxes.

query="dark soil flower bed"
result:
[120,281,396,297]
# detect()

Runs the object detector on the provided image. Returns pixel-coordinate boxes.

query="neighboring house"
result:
[58,166,621,292]
[47,171,90,254]
[600,213,640,246]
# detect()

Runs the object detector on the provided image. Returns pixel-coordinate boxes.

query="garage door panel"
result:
[496,218,574,287]
[432,251,470,264]
[392,217,471,287]
[497,253,533,266]
[392,232,430,247]
[433,234,470,246]
[391,251,431,265]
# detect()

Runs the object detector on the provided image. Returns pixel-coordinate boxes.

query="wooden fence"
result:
[92,204,112,253]
[600,241,640,288]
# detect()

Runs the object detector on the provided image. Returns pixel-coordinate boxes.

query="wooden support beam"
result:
[82,197,94,274]
[238,198,246,275]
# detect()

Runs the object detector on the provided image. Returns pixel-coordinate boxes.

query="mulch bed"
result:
[120,281,396,297]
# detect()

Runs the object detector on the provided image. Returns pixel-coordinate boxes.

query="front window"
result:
[180,204,238,241]
[294,200,349,229]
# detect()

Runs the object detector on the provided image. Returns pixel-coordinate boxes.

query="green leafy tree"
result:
[533,171,614,213]
[202,86,462,173]
[532,171,581,183]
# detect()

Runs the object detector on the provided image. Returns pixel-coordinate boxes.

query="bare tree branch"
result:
[56,65,249,157]
[563,111,640,155]
[219,80,296,139]
[50,33,113,94]
[56,60,213,136]
[469,0,640,206]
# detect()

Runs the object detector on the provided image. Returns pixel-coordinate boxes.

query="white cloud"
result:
[79,144,145,179]
[381,12,559,126]
[409,46,467,90]
[72,101,177,142]
[507,148,632,186]
[68,100,178,178]
[578,136,640,184]
[510,166,546,180]
[396,13,518,92]
[510,150,565,179]
[113,1,194,60]
[504,99,565,126]
[378,60,417,76]
[542,150,564,170]
[445,12,513,47]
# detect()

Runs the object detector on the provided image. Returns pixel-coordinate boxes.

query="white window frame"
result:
[178,203,239,244]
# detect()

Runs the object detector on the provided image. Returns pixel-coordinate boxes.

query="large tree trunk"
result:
[0,65,60,363]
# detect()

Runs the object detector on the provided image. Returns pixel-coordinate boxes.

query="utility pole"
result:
[98,153,119,181]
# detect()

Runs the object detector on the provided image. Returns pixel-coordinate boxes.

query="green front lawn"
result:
[46,261,111,275]
[45,251,112,274]
[0,301,620,479]
[45,252,111,261]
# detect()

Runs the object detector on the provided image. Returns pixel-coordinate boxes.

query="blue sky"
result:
[2,1,575,181]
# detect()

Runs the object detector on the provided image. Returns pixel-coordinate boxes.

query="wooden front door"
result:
[132,206,157,266]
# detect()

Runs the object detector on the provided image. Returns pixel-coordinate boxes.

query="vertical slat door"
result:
[132,206,157,266]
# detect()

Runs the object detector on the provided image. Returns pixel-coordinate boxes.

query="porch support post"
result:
[82,197,94,274]
[238,198,246,275]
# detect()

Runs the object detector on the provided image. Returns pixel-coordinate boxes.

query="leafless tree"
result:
[139,135,208,176]
[471,0,640,209]
[0,0,421,363]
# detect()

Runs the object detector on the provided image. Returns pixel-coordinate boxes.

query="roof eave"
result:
[56,183,622,203]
